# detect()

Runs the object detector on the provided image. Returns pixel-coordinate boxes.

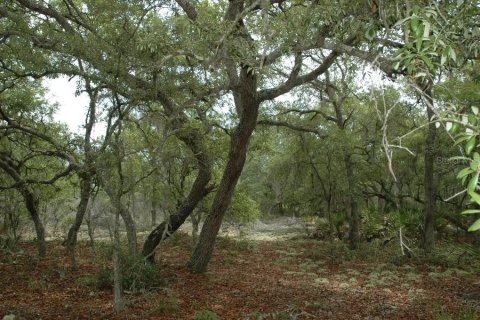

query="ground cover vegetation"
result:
[0,0,480,319]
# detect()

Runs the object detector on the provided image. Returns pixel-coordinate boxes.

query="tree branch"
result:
[257,119,327,137]
[174,0,198,21]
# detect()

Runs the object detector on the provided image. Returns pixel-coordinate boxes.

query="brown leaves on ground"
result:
[0,236,479,319]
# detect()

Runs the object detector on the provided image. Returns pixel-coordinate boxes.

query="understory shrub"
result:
[78,248,164,292]
[394,208,423,236]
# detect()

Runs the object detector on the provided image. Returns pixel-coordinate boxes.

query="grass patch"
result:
[193,309,218,320]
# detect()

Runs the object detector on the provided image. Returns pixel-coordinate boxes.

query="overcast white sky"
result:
[45,77,89,132]
[46,67,388,134]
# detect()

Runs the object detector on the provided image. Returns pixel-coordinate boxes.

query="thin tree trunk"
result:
[191,210,201,244]
[324,72,359,249]
[151,196,157,228]
[65,175,91,269]
[423,85,436,253]
[0,157,46,258]
[327,195,334,240]
[142,131,212,262]
[345,155,359,249]
[112,208,125,312]
[85,202,95,254]
[120,207,137,257]
[65,70,97,268]
[187,67,259,273]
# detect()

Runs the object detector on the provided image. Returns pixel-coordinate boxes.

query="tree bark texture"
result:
[345,155,359,249]
[112,209,125,312]
[64,80,97,268]
[187,67,259,273]
[120,207,137,257]
[65,175,92,268]
[0,157,46,258]
[141,130,212,261]
[23,188,46,258]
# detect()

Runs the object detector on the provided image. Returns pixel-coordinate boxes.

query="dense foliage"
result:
[0,0,479,317]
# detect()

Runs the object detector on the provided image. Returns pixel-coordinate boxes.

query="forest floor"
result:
[1,218,480,320]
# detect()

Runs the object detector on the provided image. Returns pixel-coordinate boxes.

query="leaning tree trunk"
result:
[0,157,46,258]
[423,85,436,253]
[65,76,97,268]
[142,128,212,262]
[65,174,92,268]
[187,67,259,273]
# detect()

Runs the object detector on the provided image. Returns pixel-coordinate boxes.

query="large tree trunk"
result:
[423,85,436,253]
[187,67,258,273]
[65,175,92,268]
[22,188,46,258]
[141,131,212,262]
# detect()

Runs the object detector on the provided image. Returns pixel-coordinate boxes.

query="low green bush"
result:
[193,309,218,320]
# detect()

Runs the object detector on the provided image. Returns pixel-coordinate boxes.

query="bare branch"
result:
[258,51,339,101]
[257,119,327,137]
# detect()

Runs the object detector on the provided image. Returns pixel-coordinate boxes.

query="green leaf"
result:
[474,152,480,162]
[451,122,460,134]
[470,160,479,171]
[449,47,457,62]
[468,218,480,232]
[461,209,480,215]
[457,0,464,7]
[465,136,476,155]
[411,16,419,33]
[457,167,473,179]
[440,53,447,66]
[468,190,480,205]
[446,122,452,131]
[454,135,470,146]
[416,38,423,52]
[468,114,477,125]
[422,21,431,39]
[420,54,434,70]
[468,173,479,193]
